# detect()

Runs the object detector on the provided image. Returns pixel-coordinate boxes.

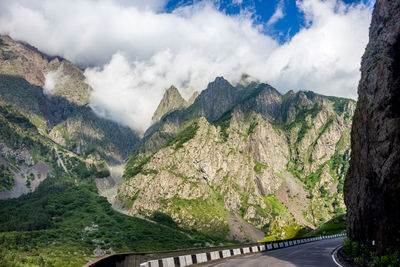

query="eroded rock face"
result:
[344,0,400,254]
[151,85,188,124]
[120,78,355,241]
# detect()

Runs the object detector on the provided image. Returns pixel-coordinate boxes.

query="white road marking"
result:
[331,245,344,267]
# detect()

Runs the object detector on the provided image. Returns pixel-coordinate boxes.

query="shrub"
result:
[151,211,178,228]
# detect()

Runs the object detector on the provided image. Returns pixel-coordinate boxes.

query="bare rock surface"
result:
[119,79,355,241]
[344,0,400,254]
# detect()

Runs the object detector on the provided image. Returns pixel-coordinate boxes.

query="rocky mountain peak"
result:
[151,85,188,124]
[188,91,199,105]
[237,73,259,87]
[119,81,355,241]
[285,90,295,95]
[208,76,233,91]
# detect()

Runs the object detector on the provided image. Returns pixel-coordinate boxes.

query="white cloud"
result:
[263,0,372,98]
[85,53,162,134]
[232,0,243,5]
[0,0,372,134]
[43,65,66,96]
[267,0,285,26]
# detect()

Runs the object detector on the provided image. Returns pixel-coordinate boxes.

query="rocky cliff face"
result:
[0,35,139,163]
[119,78,355,242]
[151,85,188,124]
[344,0,400,254]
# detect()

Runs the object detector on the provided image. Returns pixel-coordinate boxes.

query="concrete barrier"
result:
[88,234,346,267]
[222,249,231,258]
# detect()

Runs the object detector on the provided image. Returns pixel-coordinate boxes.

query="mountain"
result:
[344,0,400,256]
[151,85,200,125]
[118,77,355,242]
[0,35,139,166]
[188,91,199,105]
[0,33,356,265]
[151,85,189,124]
[0,36,214,266]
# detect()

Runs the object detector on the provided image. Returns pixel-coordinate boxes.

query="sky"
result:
[0,0,374,134]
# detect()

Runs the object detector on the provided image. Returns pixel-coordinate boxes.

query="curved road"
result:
[203,237,344,267]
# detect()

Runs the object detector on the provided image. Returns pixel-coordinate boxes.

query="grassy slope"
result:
[0,170,219,267]
[0,103,217,266]
[297,214,346,238]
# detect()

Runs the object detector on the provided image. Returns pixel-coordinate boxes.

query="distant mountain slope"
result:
[0,35,139,165]
[119,78,355,242]
[0,36,217,267]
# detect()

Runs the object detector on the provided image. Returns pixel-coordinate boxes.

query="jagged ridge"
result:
[119,77,356,242]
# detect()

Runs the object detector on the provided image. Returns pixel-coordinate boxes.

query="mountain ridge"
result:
[0,35,140,165]
[0,34,355,265]
[119,75,355,242]
[151,85,188,124]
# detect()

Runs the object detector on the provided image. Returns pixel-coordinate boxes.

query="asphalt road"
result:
[203,237,344,267]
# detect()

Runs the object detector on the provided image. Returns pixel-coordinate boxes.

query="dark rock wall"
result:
[344,0,400,254]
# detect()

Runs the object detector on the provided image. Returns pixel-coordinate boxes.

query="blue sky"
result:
[165,0,373,43]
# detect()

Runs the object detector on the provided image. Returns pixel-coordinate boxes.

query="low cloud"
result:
[43,65,66,96]
[0,0,372,134]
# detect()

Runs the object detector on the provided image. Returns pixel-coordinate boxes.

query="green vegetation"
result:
[327,96,356,115]
[123,153,152,179]
[0,103,52,163]
[303,165,324,191]
[299,214,346,237]
[258,196,305,241]
[213,111,232,142]
[124,121,199,179]
[95,169,111,178]
[253,160,267,175]
[264,195,286,217]
[262,213,346,242]
[0,96,210,266]
[26,173,35,189]
[150,211,179,228]
[283,104,321,131]
[166,121,199,150]
[0,170,213,267]
[247,120,258,136]
[260,221,303,242]
[0,164,14,192]
[296,122,311,145]
[343,238,400,266]
[162,196,230,240]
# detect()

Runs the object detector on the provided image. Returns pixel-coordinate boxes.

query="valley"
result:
[1,0,399,266]
[0,34,352,266]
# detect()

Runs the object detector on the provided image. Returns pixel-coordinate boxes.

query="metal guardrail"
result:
[85,233,346,267]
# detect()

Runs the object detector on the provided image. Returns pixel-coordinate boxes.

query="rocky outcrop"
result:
[119,78,355,241]
[344,0,400,254]
[151,85,188,124]
[188,91,199,105]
